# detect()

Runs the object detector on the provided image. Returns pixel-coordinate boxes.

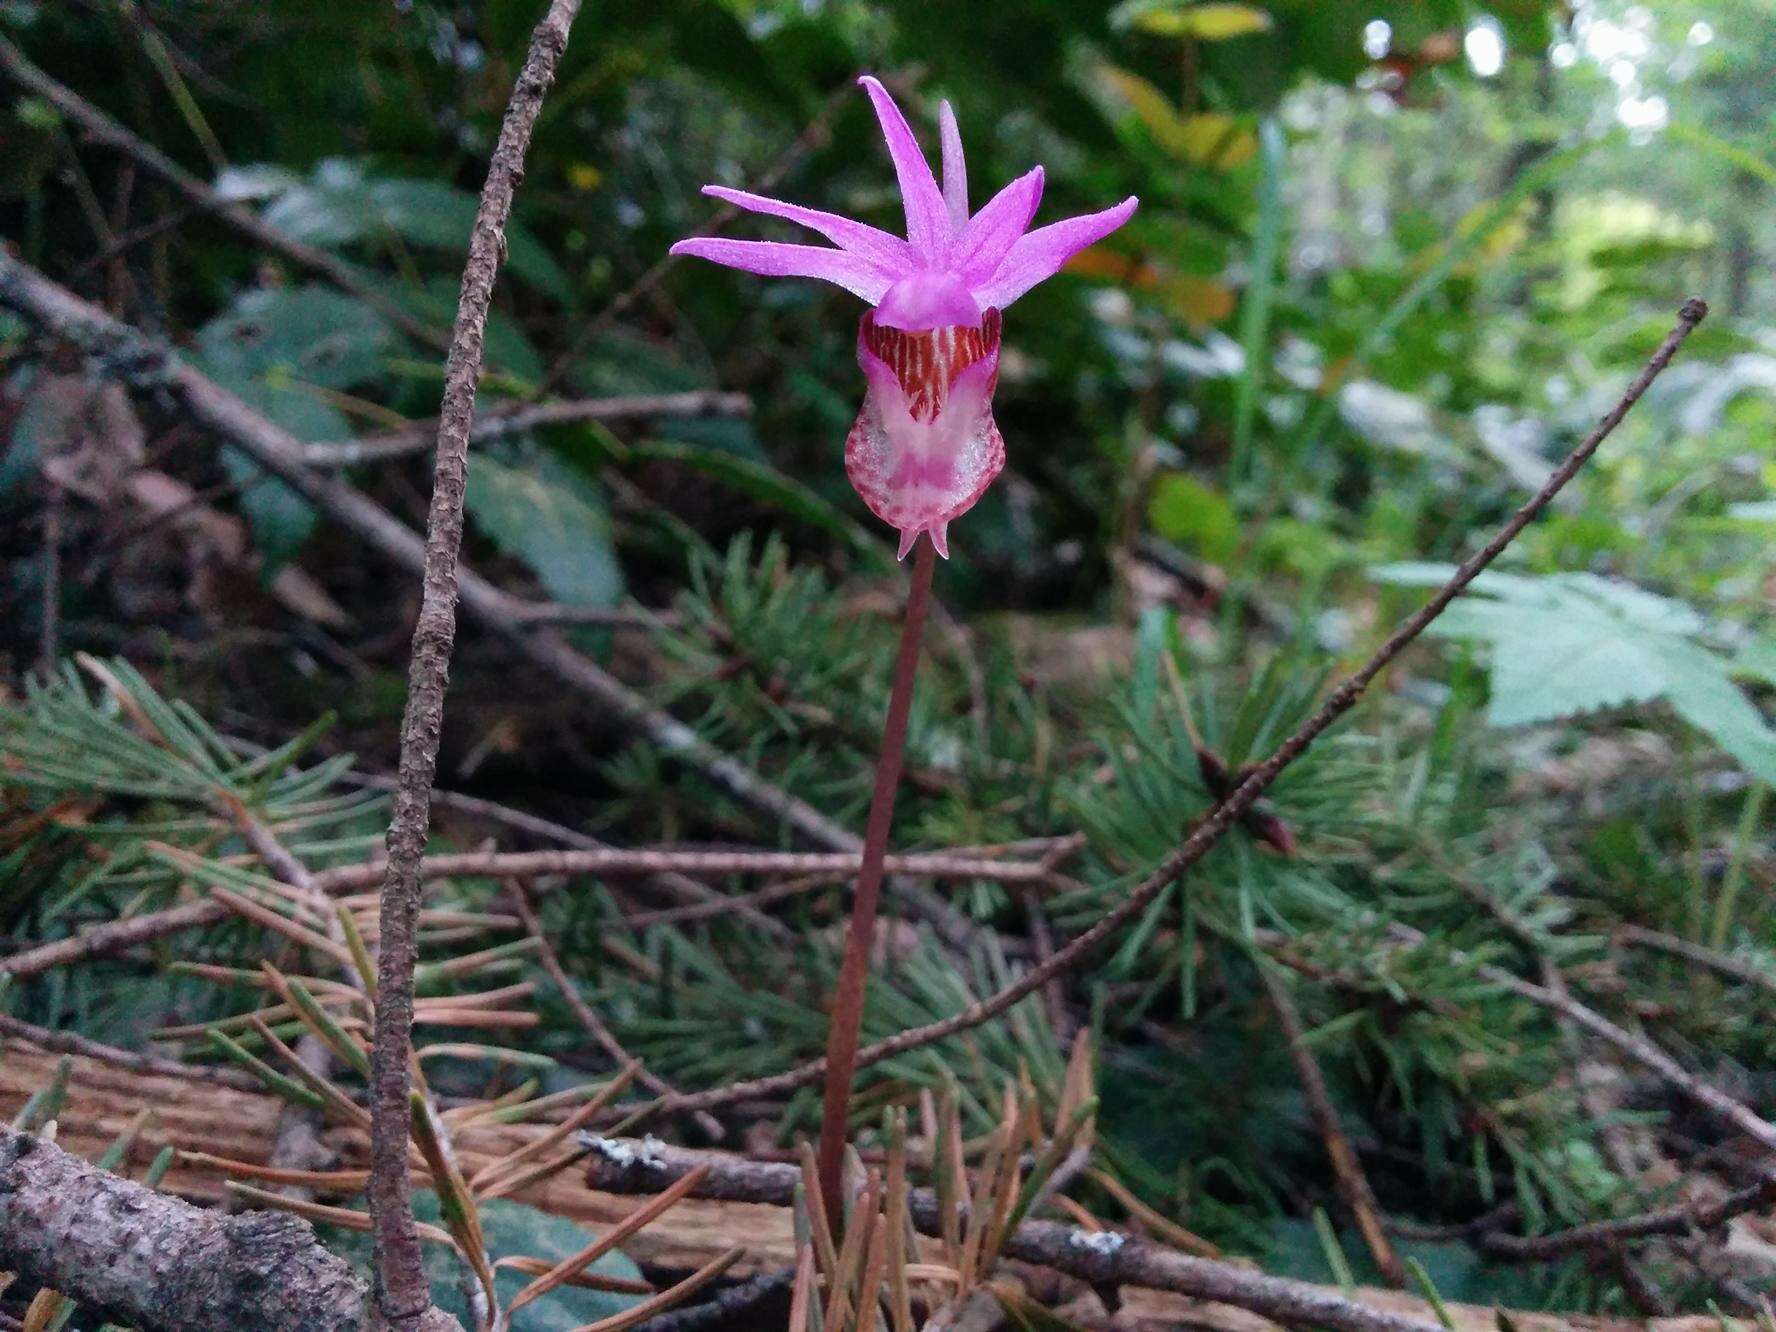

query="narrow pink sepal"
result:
[969,195,1140,310]
[896,528,920,561]
[859,75,950,265]
[700,185,915,276]
[938,100,968,233]
[669,237,892,304]
[954,166,1044,289]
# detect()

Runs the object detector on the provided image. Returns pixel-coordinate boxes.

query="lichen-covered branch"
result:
[0,1124,367,1332]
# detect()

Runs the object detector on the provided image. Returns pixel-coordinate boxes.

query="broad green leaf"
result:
[1375,566,1776,784]
[466,454,623,609]
[1735,638,1776,689]
[192,288,387,571]
[195,286,393,391]
[260,160,568,295]
[1148,472,1238,562]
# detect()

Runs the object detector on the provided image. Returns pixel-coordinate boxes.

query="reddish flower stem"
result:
[815,533,938,1223]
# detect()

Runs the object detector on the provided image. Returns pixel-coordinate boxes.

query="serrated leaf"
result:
[466,454,623,609]
[1387,568,1776,784]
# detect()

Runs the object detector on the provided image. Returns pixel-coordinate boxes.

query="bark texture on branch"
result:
[582,1139,1447,1332]
[366,0,583,1325]
[0,1124,366,1332]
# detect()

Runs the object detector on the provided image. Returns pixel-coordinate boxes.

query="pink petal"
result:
[938,100,968,234]
[969,195,1139,310]
[954,166,1044,290]
[859,75,950,264]
[669,237,891,304]
[700,185,915,277]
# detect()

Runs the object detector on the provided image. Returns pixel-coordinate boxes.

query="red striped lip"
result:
[862,308,1002,422]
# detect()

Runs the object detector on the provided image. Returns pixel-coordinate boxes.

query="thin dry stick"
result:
[630,300,1709,1122]
[1260,968,1406,1286]
[1387,922,1776,1153]
[0,1012,258,1091]
[582,1139,1445,1332]
[368,4,582,1327]
[312,846,1050,893]
[299,390,751,467]
[816,535,938,1224]
[0,36,446,351]
[1615,924,1776,997]
[1480,1171,1776,1261]
[508,886,722,1140]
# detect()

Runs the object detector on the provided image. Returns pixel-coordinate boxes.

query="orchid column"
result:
[674,75,1136,1220]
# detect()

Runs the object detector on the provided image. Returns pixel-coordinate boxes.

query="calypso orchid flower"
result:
[672,76,1137,560]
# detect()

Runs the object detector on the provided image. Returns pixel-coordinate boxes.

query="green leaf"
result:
[1148,472,1238,562]
[192,286,386,573]
[1111,0,1273,39]
[1734,637,1776,689]
[259,160,568,294]
[467,454,623,609]
[194,285,393,391]
[1375,567,1776,784]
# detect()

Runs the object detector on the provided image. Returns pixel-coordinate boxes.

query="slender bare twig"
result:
[620,301,1710,1122]
[1615,924,1776,998]
[581,1139,1445,1332]
[0,898,223,980]
[1481,1168,1776,1261]
[311,846,1053,894]
[508,885,723,1140]
[0,36,446,351]
[1260,968,1406,1286]
[0,1012,258,1091]
[1388,922,1776,1154]
[816,535,937,1221]
[6,837,1026,979]
[367,5,582,1327]
[298,391,751,468]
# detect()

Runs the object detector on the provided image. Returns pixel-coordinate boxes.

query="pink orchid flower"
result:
[672,76,1138,560]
